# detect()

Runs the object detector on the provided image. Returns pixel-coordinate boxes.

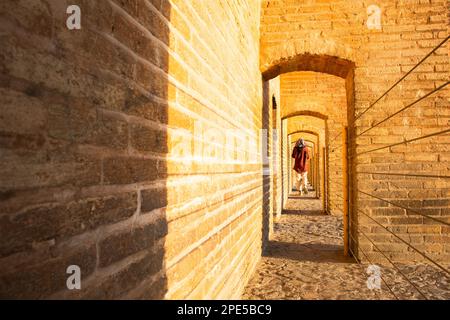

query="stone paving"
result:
[243,193,450,300]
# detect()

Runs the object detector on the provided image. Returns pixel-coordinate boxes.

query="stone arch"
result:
[290,138,316,150]
[261,39,356,80]
[286,114,326,140]
[288,130,319,138]
[276,54,354,223]
[289,134,318,149]
[289,131,320,150]
[282,111,328,121]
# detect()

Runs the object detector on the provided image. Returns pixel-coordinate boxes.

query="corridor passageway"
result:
[244,195,450,300]
[243,194,386,299]
[0,0,449,300]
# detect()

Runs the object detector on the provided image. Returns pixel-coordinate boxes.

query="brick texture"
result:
[0,0,266,299]
[0,0,448,300]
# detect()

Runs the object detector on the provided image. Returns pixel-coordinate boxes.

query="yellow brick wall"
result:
[281,118,290,206]
[0,0,448,300]
[0,0,266,299]
[268,77,282,228]
[163,0,265,299]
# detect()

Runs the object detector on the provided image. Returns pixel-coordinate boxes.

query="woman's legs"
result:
[301,172,309,194]
[295,171,302,194]
[295,171,308,195]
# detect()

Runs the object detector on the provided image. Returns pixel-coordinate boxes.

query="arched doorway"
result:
[262,53,356,256]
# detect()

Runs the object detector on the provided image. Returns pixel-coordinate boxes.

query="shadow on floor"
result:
[263,241,355,264]
[282,209,325,216]
[288,195,319,200]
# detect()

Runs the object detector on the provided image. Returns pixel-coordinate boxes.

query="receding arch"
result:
[275,51,355,241]
[282,111,328,121]
[262,53,355,81]
[260,36,356,79]
[287,136,320,197]
[285,114,327,143]
[288,130,319,138]
[290,138,316,146]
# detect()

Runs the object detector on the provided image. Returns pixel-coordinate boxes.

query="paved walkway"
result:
[243,194,392,299]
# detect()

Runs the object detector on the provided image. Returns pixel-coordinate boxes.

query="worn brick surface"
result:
[0,0,448,300]
[0,0,265,299]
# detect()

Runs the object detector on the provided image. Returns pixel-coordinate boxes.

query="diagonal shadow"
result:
[0,1,171,299]
[288,195,319,200]
[263,241,355,264]
[283,209,325,216]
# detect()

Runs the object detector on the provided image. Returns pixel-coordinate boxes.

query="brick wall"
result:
[261,0,449,263]
[281,118,289,207]
[0,0,266,299]
[269,77,282,225]
[0,0,448,300]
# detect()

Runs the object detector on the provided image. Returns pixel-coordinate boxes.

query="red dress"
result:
[292,146,310,173]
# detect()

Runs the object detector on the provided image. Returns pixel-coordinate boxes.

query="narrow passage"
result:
[243,195,391,299]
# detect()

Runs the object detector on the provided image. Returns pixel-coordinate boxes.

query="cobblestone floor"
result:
[243,193,450,300]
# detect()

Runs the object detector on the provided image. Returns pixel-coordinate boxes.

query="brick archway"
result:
[288,130,320,138]
[289,137,317,194]
[282,111,329,121]
[285,114,326,142]
[288,130,322,198]
[260,39,356,81]
[273,52,355,249]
